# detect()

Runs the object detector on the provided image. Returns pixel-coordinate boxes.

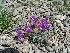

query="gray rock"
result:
[0,45,4,50]
[63,48,67,53]
[46,46,53,52]
[31,44,38,51]
[39,47,46,52]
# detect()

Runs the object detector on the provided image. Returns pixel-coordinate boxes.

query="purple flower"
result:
[34,19,41,28]
[24,26,29,30]
[26,28,32,33]
[41,23,47,28]
[25,16,51,33]
[28,16,35,22]
[24,26,32,33]
[28,16,39,22]
[34,17,39,22]
[17,28,21,30]
[46,24,50,28]
[41,23,50,29]
[18,36,24,41]
[17,30,23,36]
[45,16,48,21]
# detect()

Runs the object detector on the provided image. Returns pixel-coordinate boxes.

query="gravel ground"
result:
[0,0,70,53]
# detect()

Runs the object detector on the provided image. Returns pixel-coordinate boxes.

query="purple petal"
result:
[46,24,51,28]
[17,30,23,36]
[24,26,32,33]
[26,28,32,33]
[17,28,21,30]
[45,16,48,20]
[18,36,24,41]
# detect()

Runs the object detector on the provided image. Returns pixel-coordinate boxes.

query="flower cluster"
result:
[16,28,24,41]
[24,26,32,33]
[24,16,50,33]
[16,16,51,42]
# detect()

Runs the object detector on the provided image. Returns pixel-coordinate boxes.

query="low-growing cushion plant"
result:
[0,6,12,33]
[16,16,51,47]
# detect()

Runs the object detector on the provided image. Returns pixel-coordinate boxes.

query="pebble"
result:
[29,50,34,53]
[47,46,53,52]
[35,50,41,53]
[63,48,67,53]
[60,15,66,20]
[0,45,4,50]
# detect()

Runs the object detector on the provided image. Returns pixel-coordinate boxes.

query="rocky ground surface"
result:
[0,0,70,53]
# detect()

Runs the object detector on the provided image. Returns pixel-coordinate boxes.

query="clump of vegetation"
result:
[63,0,70,11]
[52,1,61,5]
[16,16,51,47]
[0,6,12,33]
[52,0,70,11]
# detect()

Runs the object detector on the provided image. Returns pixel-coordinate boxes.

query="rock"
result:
[63,48,67,53]
[0,48,19,53]
[31,44,38,51]
[68,47,70,53]
[18,21,22,25]
[35,50,41,53]
[0,45,4,50]
[54,15,62,19]
[60,15,66,21]
[47,39,53,45]
[46,46,53,52]
[44,12,50,16]
[13,10,19,16]
[19,47,23,52]
[55,20,61,24]
[23,46,29,53]
[19,17,23,21]
[16,7,22,12]
[29,47,32,50]
[11,32,17,36]
[29,50,34,53]
[39,47,46,52]
[1,44,10,47]
[12,18,17,21]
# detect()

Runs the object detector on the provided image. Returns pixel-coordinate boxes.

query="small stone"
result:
[19,17,23,21]
[1,36,6,40]
[63,48,67,53]
[23,47,28,53]
[68,47,70,53]
[60,15,66,21]
[29,47,32,50]
[47,46,53,52]
[55,20,61,24]
[47,39,53,45]
[19,47,23,52]
[17,7,22,12]
[32,44,38,51]
[29,50,34,53]
[12,18,17,21]
[39,47,46,52]
[0,45,4,50]
[18,21,22,25]
[13,10,19,16]
[27,8,30,11]
[35,50,41,53]
[55,15,62,19]
[45,12,50,16]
